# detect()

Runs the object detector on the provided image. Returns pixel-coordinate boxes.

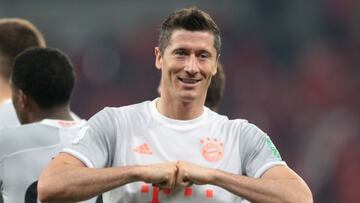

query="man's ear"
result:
[212,65,218,76]
[155,47,162,70]
[212,59,219,76]
[18,90,29,109]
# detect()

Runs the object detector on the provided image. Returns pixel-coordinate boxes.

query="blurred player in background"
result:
[205,63,225,112]
[0,18,46,129]
[0,47,95,203]
[38,7,312,203]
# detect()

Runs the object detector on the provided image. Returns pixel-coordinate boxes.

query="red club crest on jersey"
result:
[200,137,224,162]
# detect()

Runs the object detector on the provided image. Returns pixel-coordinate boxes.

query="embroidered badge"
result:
[265,136,282,160]
[200,137,224,162]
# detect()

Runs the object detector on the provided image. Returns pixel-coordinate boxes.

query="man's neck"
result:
[156,95,205,120]
[0,79,11,104]
[28,106,74,123]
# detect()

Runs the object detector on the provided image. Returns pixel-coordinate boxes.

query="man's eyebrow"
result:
[172,48,188,53]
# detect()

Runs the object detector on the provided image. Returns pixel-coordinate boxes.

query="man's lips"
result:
[178,77,201,84]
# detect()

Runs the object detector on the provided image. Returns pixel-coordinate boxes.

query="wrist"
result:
[208,169,225,186]
[126,165,147,182]
[207,168,221,185]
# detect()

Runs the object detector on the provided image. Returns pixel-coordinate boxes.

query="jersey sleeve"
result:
[0,158,3,197]
[63,107,117,168]
[0,129,8,196]
[240,123,286,178]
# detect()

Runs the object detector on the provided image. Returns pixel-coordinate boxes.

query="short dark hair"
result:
[0,18,46,80]
[12,47,75,109]
[158,7,221,55]
[205,63,225,111]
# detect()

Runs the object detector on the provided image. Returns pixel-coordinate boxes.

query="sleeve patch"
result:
[265,136,282,160]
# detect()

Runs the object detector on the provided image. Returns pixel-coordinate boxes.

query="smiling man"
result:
[38,7,312,203]
[155,29,218,119]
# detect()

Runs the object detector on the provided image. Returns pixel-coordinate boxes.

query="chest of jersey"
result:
[108,122,245,203]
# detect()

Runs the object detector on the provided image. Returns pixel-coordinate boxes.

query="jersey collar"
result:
[39,119,86,129]
[149,97,208,130]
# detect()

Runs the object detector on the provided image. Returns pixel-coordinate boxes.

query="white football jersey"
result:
[0,119,97,203]
[64,98,286,203]
[0,99,81,129]
[0,100,20,129]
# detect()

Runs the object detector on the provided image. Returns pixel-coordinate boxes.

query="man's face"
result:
[155,29,218,103]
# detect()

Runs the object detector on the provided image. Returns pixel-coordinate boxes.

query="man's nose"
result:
[184,54,199,74]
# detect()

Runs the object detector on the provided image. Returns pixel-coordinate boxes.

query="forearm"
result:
[210,169,313,203]
[38,163,141,203]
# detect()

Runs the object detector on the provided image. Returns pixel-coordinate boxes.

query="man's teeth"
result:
[180,78,199,83]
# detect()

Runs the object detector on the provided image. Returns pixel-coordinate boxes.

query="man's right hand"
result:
[137,162,178,189]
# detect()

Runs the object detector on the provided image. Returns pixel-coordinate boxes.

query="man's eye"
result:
[174,49,189,56]
[175,51,186,56]
[199,53,210,59]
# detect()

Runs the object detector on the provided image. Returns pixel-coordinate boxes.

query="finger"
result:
[155,181,169,189]
[183,180,193,188]
[183,172,194,187]
[177,171,191,188]
[183,172,189,181]
[171,165,179,189]
[175,169,184,189]
[167,173,175,189]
